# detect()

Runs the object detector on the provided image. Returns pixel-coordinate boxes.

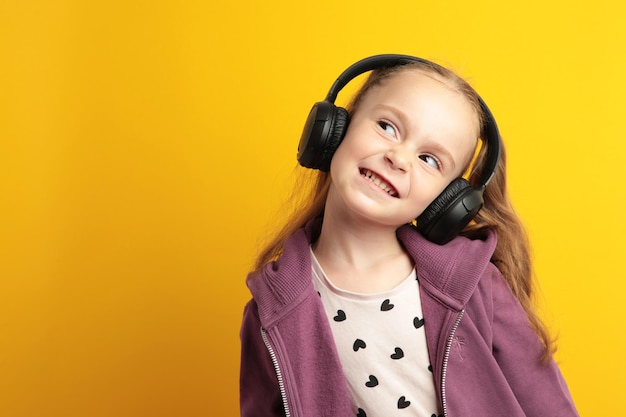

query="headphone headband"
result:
[325,55,427,102]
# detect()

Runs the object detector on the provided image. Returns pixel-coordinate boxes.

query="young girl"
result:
[240,55,578,417]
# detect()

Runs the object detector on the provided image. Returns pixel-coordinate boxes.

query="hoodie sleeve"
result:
[490,267,579,417]
[240,299,285,417]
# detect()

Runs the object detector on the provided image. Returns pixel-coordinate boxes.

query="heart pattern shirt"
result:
[311,248,440,417]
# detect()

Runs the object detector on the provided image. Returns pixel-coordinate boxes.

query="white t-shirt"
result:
[311,248,439,417]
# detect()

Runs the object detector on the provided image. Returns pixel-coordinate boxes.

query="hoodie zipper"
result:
[441,309,464,417]
[260,327,291,417]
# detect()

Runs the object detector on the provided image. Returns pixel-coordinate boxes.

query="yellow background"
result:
[1,1,623,415]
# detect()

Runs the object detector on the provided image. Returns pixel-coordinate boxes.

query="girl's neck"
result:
[314,215,401,264]
[312,208,414,293]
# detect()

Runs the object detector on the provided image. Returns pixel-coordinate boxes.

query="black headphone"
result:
[297,54,501,245]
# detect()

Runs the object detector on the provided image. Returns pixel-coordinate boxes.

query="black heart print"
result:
[413,316,425,328]
[390,347,404,360]
[365,375,378,387]
[333,309,346,322]
[397,396,411,409]
[380,299,394,311]
[353,339,366,351]
[356,408,367,417]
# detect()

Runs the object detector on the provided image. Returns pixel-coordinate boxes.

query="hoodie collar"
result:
[397,224,497,311]
[248,219,497,324]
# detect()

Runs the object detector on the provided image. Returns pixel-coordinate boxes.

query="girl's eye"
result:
[377,120,397,138]
[419,154,441,170]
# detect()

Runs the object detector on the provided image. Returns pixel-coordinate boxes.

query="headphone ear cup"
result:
[417,178,484,245]
[297,102,349,171]
[323,107,349,169]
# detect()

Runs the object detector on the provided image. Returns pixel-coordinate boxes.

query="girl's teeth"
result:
[362,169,397,197]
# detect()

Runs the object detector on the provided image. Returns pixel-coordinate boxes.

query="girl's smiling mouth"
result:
[359,168,399,198]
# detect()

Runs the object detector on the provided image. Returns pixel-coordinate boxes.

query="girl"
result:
[240,55,578,417]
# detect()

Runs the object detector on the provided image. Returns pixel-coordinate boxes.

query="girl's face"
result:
[327,69,480,229]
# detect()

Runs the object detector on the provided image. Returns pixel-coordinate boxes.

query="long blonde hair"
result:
[254,60,555,361]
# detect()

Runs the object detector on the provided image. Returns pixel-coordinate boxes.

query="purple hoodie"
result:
[240,220,579,416]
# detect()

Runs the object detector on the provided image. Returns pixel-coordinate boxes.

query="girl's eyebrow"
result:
[424,141,456,172]
[373,104,411,131]
[373,103,457,172]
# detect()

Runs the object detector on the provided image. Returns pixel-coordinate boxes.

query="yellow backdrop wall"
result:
[1,1,623,416]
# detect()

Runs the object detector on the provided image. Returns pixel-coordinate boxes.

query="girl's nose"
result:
[385,146,411,172]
